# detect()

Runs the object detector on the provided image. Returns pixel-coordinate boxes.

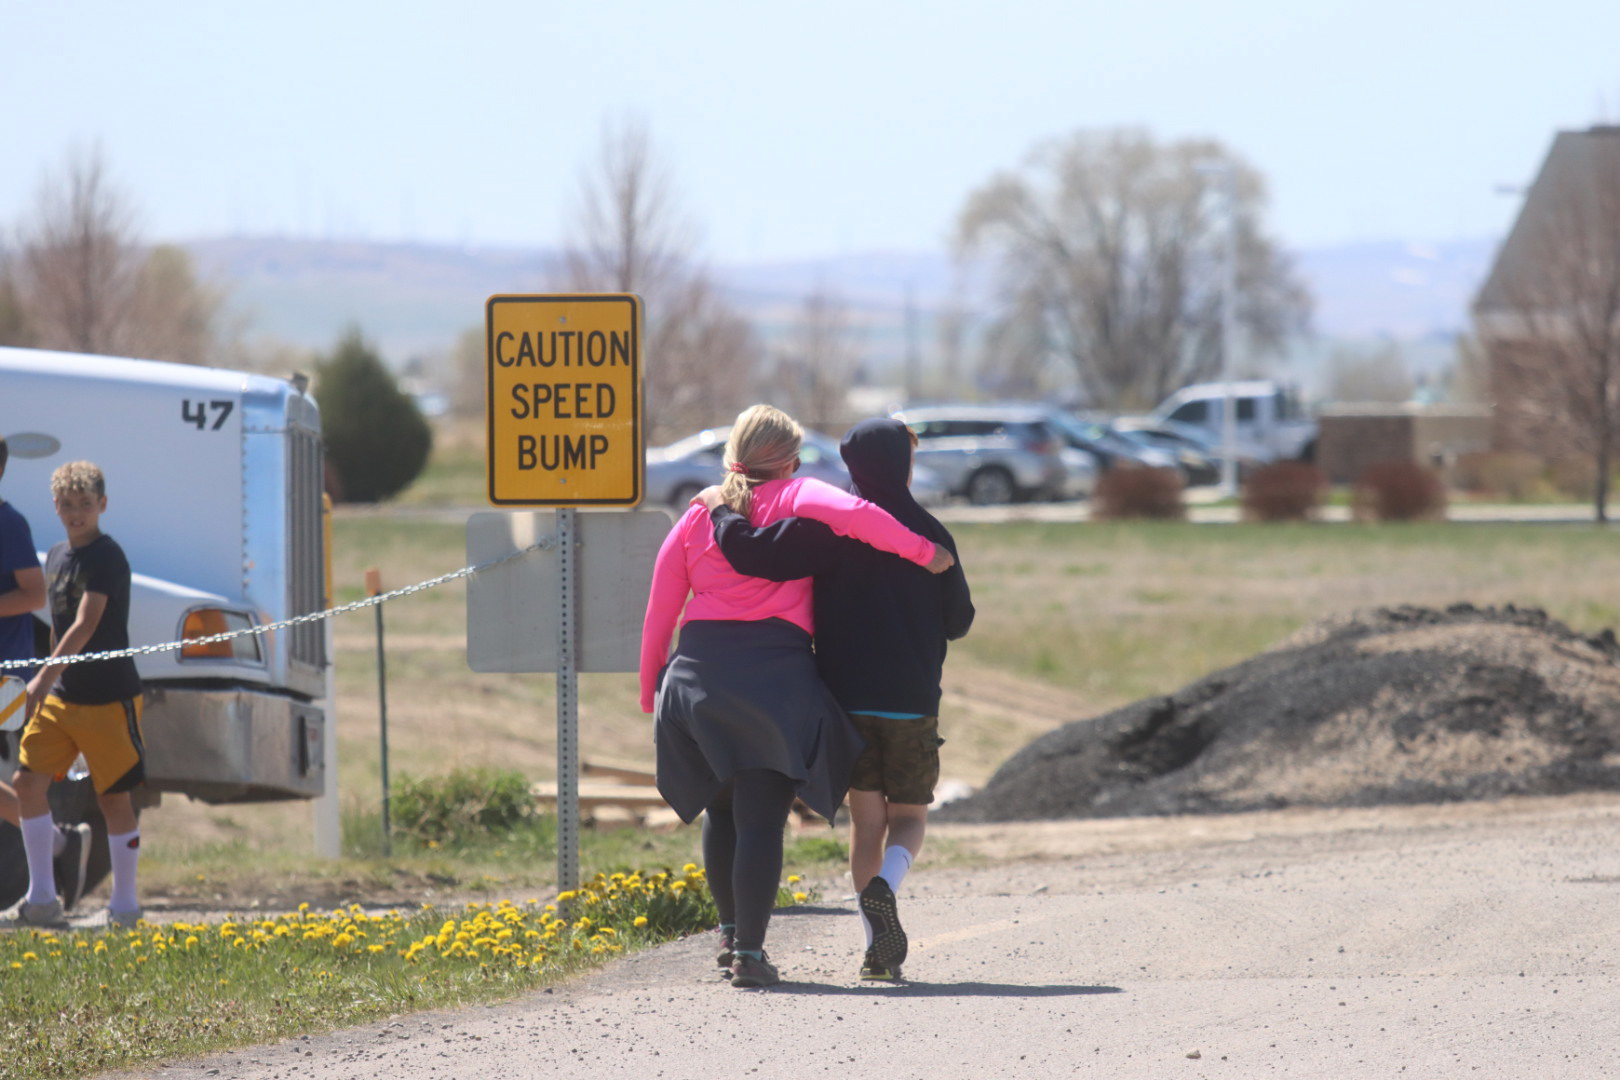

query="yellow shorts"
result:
[19,694,146,794]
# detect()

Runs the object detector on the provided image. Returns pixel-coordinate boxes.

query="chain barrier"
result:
[0,537,555,674]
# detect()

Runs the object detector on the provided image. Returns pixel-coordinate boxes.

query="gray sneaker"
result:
[55,823,92,912]
[106,907,143,929]
[729,951,780,988]
[5,899,68,929]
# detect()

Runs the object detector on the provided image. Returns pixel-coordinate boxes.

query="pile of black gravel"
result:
[936,604,1620,823]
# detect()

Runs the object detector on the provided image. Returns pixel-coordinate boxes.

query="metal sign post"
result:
[553,508,580,894]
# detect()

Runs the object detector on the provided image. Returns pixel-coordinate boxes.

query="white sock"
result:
[21,813,58,905]
[879,846,914,892]
[860,910,874,947]
[108,829,140,914]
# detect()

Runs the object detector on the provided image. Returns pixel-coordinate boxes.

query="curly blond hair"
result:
[719,405,803,516]
[50,460,106,499]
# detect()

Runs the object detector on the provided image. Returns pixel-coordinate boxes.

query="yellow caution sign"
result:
[485,294,643,506]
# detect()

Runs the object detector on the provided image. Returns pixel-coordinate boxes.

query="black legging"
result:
[701,768,798,954]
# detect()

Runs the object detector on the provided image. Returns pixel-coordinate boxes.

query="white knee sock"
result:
[108,829,140,914]
[21,813,58,905]
[879,846,914,892]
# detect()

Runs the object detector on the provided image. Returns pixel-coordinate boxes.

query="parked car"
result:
[891,405,1075,505]
[1110,416,1260,486]
[1045,410,1181,474]
[643,427,856,510]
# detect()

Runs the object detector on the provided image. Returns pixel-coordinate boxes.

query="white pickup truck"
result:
[1148,379,1318,464]
[0,346,330,905]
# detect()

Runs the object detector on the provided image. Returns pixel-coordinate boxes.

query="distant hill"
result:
[188,234,1500,385]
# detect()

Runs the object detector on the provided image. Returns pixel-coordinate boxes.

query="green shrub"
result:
[392,767,539,848]
[317,328,433,502]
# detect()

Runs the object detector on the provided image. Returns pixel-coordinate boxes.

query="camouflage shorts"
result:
[847,713,943,806]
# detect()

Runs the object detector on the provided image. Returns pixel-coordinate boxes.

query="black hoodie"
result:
[711,418,974,716]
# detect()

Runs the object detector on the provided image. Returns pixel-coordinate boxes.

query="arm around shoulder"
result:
[711,505,839,581]
[783,478,936,568]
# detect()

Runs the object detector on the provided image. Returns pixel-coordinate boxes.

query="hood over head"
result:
[840,418,947,543]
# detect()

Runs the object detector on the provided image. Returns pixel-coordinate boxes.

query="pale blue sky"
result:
[4,0,1618,263]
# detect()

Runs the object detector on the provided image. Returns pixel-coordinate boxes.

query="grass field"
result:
[142,480,1620,892]
[129,430,1620,891]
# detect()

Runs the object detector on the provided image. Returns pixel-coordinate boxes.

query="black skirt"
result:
[653,618,864,824]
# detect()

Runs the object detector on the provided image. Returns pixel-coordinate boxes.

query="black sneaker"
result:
[729,951,780,988]
[55,824,91,913]
[716,927,736,973]
[859,948,903,982]
[858,875,908,968]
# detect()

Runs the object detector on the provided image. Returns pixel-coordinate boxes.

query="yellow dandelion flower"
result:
[21,952,37,962]
[787,875,801,885]
[793,892,808,902]
[633,916,648,928]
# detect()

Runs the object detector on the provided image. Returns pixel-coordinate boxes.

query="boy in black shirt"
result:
[10,461,144,929]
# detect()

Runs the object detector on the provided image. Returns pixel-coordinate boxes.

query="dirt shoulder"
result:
[118,792,1620,1080]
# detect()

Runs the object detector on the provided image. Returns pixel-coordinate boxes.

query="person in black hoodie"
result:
[697,418,974,980]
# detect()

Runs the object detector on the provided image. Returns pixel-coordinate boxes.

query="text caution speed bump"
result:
[485,293,644,507]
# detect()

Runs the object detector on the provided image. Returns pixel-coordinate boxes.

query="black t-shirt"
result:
[45,534,143,704]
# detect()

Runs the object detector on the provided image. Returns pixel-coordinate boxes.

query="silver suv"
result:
[892,404,1073,505]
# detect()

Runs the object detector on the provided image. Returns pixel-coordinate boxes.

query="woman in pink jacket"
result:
[640,404,951,988]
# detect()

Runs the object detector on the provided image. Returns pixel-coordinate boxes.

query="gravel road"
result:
[111,793,1620,1080]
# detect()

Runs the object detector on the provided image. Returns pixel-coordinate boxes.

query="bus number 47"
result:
[182,399,235,431]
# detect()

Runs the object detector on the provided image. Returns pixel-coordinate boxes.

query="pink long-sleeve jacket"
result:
[638,476,938,713]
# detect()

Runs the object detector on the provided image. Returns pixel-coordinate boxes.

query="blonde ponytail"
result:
[720,404,803,517]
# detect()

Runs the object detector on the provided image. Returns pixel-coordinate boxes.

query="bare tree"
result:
[957,129,1311,410]
[1482,133,1620,521]
[4,146,224,364]
[9,146,141,354]
[771,287,863,433]
[122,244,226,365]
[561,118,759,442]
[974,289,1057,400]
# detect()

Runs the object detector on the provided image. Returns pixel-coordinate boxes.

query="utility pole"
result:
[1198,160,1240,497]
